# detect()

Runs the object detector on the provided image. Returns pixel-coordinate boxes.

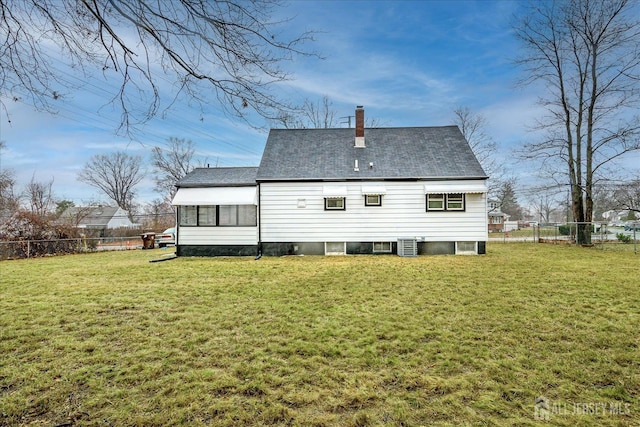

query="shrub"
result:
[616,233,631,244]
[0,210,83,258]
[558,224,571,236]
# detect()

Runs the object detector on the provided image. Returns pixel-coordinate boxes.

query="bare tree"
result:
[0,0,315,134]
[151,137,204,202]
[24,174,55,217]
[452,106,502,194]
[528,191,561,224]
[514,0,640,244]
[276,97,385,129]
[142,198,175,231]
[613,179,640,214]
[77,152,143,214]
[0,142,20,216]
[276,96,338,129]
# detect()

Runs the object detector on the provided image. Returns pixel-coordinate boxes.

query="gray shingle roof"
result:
[256,126,487,181]
[60,206,121,227]
[176,167,258,187]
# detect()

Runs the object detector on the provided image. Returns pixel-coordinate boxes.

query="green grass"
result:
[1,244,638,426]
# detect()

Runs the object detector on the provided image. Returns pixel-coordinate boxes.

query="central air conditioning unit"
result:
[397,239,418,257]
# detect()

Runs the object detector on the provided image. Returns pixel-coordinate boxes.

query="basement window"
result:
[456,241,477,255]
[373,242,392,253]
[325,242,346,255]
[325,197,345,210]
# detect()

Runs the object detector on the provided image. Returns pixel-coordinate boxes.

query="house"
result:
[487,200,510,232]
[172,106,489,256]
[602,209,639,226]
[59,206,136,233]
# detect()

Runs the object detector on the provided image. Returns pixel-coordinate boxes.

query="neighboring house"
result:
[602,209,639,225]
[487,200,510,233]
[59,206,136,233]
[172,106,489,256]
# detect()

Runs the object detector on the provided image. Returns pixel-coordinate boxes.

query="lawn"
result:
[0,244,638,426]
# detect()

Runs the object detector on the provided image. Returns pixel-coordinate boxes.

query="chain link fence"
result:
[0,236,150,260]
[489,221,639,253]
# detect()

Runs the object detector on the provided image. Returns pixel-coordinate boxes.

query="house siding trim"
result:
[177,244,259,257]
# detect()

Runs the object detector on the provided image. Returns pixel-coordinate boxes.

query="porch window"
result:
[219,205,257,226]
[198,205,216,226]
[179,205,197,226]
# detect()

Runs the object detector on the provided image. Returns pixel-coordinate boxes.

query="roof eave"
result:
[256,176,488,183]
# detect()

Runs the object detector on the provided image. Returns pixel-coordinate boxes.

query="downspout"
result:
[175,202,180,257]
[257,182,262,258]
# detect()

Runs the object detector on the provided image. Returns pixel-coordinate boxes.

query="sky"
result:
[1,0,638,207]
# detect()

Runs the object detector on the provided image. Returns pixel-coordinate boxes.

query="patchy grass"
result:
[1,244,638,426]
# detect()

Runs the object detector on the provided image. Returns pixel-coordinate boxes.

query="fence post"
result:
[27,240,30,258]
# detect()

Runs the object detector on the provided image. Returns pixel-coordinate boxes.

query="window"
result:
[325,197,345,210]
[179,204,256,227]
[373,242,392,253]
[237,205,257,226]
[456,241,476,254]
[447,193,465,211]
[219,205,257,226]
[198,206,216,226]
[365,194,382,206]
[179,205,197,226]
[325,242,346,255]
[426,193,445,211]
[426,193,465,211]
[490,216,503,224]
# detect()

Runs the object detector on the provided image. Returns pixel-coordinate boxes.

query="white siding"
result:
[106,208,135,229]
[178,226,258,245]
[260,181,488,242]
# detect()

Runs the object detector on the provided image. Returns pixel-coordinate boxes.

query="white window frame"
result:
[365,194,382,206]
[325,197,345,210]
[446,193,465,211]
[325,242,346,255]
[426,193,445,211]
[179,205,197,226]
[456,241,477,255]
[197,205,217,226]
[218,205,257,227]
[373,242,392,253]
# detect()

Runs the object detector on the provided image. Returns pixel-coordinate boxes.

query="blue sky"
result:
[1,0,637,206]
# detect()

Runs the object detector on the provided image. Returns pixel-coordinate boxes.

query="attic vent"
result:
[397,239,418,257]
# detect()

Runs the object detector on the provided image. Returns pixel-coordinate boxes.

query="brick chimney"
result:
[355,105,365,147]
